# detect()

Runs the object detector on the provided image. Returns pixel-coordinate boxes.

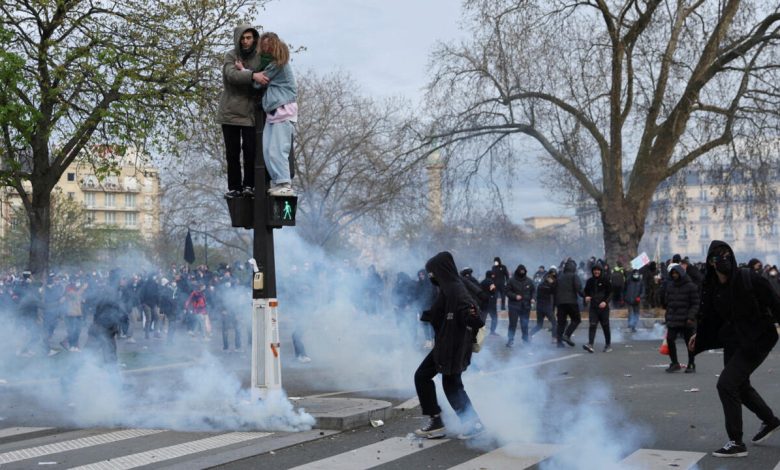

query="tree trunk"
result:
[600,198,646,267]
[27,190,51,277]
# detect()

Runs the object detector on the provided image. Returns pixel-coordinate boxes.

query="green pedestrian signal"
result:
[283,201,293,220]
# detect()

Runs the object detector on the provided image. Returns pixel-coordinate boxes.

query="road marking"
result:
[448,442,564,469]
[0,429,163,465]
[477,354,583,377]
[0,427,54,439]
[289,436,448,469]
[619,449,706,469]
[70,432,271,470]
[394,397,419,410]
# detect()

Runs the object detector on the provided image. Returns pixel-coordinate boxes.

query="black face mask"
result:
[519,271,526,277]
[715,258,733,276]
[632,275,640,280]
[428,273,439,286]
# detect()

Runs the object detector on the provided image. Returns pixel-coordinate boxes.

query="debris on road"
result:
[684,388,700,393]
[370,419,384,427]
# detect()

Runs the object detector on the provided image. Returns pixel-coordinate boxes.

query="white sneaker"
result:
[69,347,80,353]
[47,349,60,357]
[297,355,312,363]
[268,184,296,196]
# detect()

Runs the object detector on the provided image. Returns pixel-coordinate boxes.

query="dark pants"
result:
[667,327,695,365]
[222,124,256,191]
[414,351,477,423]
[292,329,307,357]
[718,344,776,442]
[496,285,507,310]
[588,307,611,346]
[487,308,498,334]
[221,314,242,350]
[531,305,556,338]
[556,303,581,342]
[507,304,531,343]
[87,323,119,364]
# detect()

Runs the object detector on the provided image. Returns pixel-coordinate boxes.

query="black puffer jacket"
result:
[662,265,699,328]
[695,240,780,355]
[421,252,484,375]
[507,265,535,309]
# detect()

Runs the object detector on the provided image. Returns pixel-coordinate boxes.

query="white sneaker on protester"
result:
[47,349,60,357]
[268,184,296,196]
[297,355,312,363]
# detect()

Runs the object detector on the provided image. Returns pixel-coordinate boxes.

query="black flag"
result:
[184,229,195,264]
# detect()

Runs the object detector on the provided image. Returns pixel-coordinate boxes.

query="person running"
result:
[661,264,699,373]
[689,241,780,458]
[414,252,485,440]
[582,263,612,353]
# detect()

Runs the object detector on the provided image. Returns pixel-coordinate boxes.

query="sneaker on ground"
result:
[268,184,296,197]
[712,440,747,458]
[224,190,242,199]
[506,340,514,348]
[457,421,485,440]
[297,355,312,363]
[415,415,446,439]
[69,347,80,353]
[752,417,780,444]
[603,346,613,353]
[47,349,60,357]
[563,336,575,347]
[126,337,136,344]
[242,186,255,197]
[685,364,696,374]
[666,363,682,373]
[582,344,594,353]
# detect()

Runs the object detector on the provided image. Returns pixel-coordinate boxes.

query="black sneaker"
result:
[224,190,242,199]
[582,344,594,353]
[603,345,613,353]
[556,342,566,348]
[506,340,514,348]
[685,364,696,374]
[712,440,747,458]
[752,417,780,444]
[665,363,682,373]
[242,186,255,197]
[414,415,445,439]
[563,336,575,347]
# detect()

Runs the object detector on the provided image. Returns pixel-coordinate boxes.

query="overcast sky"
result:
[260,0,571,222]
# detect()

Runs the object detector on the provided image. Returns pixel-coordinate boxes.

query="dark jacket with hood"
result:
[421,252,484,375]
[661,265,699,328]
[507,265,535,309]
[624,270,644,306]
[536,270,557,312]
[460,268,489,306]
[479,271,497,313]
[216,24,263,126]
[694,240,780,355]
[555,260,583,306]
[491,257,510,286]
[584,264,611,309]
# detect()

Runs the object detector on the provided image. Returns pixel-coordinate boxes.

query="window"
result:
[125,194,136,208]
[678,227,687,240]
[700,206,709,220]
[700,225,709,239]
[67,173,75,182]
[724,225,734,239]
[746,205,753,219]
[125,212,137,227]
[772,225,779,236]
[86,212,95,224]
[724,207,733,220]
[105,193,116,208]
[105,211,116,224]
[746,224,755,237]
[145,196,152,209]
[85,193,96,208]
[699,188,708,201]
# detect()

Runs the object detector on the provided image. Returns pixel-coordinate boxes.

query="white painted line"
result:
[0,427,54,439]
[394,397,420,410]
[70,432,271,470]
[448,442,564,470]
[619,448,706,470]
[0,429,163,465]
[289,436,448,470]
[477,354,583,377]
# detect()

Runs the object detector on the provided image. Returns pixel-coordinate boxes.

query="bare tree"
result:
[0,0,261,275]
[426,0,780,263]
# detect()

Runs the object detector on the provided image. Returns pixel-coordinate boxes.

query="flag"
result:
[184,229,195,264]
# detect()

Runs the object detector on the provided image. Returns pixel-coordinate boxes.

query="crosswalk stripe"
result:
[0,429,163,465]
[0,427,54,439]
[448,442,565,470]
[618,449,706,469]
[289,436,448,470]
[70,432,272,470]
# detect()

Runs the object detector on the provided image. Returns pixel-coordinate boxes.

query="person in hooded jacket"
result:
[460,268,489,318]
[87,270,125,364]
[218,24,264,198]
[661,264,699,373]
[623,270,644,332]
[582,263,612,353]
[689,241,780,458]
[555,259,583,348]
[480,271,498,335]
[491,257,510,310]
[531,269,557,342]
[766,266,780,297]
[415,252,485,440]
[506,264,535,347]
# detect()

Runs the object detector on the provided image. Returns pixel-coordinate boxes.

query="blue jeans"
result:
[627,304,640,330]
[262,119,295,185]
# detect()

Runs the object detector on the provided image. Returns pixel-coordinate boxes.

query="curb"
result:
[294,397,395,431]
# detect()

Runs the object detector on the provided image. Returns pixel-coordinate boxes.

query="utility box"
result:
[267,195,297,228]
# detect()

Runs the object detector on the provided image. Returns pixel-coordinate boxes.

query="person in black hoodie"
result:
[87,269,125,364]
[531,269,557,342]
[415,252,485,440]
[491,257,510,310]
[661,264,699,373]
[480,271,498,335]
[582,263,612,353]
[506,264,535,347]
[555,259,583,348]
[689,241,780,458]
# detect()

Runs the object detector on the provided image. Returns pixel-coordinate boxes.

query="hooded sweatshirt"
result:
[421,252,484,375]
[662,265,699,328]
[507,264,535,309]
[555,260,583,306]
[694,240,780,355]
[216,24,263,126]
[584,264,611,308]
